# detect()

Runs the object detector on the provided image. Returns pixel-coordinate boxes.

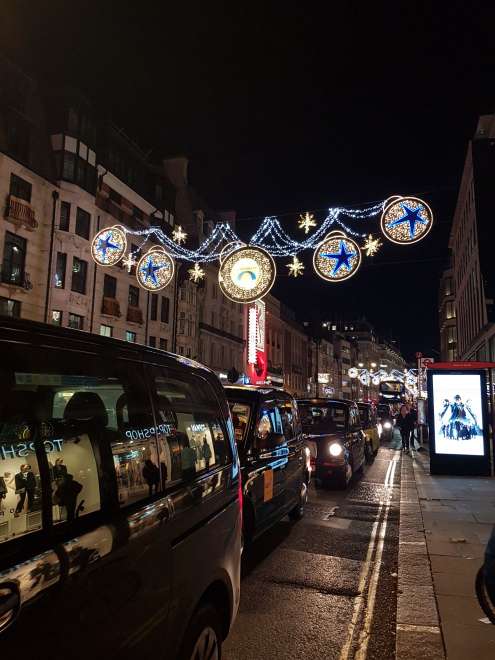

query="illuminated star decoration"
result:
[387,203,428,239]
[97,232,119,260]
[172,225,188,244]
[362,234,382,257]
[298,212,317,234]
[122,252,137,273]
[287,255,305,278]
[141,256,164,286]
[321,240,357,276]
[188,262,205,283]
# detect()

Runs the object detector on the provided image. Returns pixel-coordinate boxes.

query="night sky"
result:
[2,1,495,359]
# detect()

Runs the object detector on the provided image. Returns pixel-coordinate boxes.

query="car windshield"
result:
[299,404,346,433]
[228,401,251,445]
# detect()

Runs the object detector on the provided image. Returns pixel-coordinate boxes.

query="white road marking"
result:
[339,452,399,660]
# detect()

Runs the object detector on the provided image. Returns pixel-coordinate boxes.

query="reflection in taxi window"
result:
[153,371,230,482]
[229,402,250,444]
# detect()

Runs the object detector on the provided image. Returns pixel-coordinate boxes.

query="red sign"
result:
[426,361,495,370]
[415,352,423,359]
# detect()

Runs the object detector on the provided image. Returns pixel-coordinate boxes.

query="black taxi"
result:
[224,386,310,546]
[297,398,366,489]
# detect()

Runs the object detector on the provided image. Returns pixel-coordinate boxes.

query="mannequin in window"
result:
[54,473,83,522]
[14,464,36,516]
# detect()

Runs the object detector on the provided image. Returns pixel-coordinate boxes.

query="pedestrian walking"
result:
[396,404,415,453]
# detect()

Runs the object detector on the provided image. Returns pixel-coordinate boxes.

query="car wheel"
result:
[179,603,223,660]
[288,481,308,521]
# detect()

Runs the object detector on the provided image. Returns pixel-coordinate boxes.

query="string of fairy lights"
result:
[91,194,433,304]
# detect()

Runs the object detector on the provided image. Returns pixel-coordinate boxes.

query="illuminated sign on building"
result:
[247,300,267,384]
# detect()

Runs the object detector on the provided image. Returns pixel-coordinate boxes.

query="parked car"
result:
[0,318,241,660]
[298,398,366,489]
[357,402,380,459]
[224,386,310,546]
[377,403,394,440]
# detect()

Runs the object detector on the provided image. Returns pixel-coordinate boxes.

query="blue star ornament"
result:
[321,240,357,275]
[387,203,428,239]
[141,257,165,286]
[97,232,119,260]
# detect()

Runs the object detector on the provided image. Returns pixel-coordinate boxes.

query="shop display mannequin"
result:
[0,475,7,510]
[14,464,36,516]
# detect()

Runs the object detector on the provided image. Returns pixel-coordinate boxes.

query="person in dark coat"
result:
[396,405,415,453]
[142,459,160,497]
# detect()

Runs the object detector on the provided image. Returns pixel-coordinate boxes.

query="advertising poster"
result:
[431,373,485,456]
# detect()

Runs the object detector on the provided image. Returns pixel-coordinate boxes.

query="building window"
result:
[446,302,456,319]
[68,313,84,330]
[159,338,168,351]
[59,201,71,231]
[149,336,156,347]
[100,324,112,337]
[104,274,117,298]
[126,330,136,343]
[132,206,143,222]
[75,207,91,239]
[51,310,62,325]
[0,296,20,318]
[211,311,216,327]
[178,345,184,355]
[150,294,158,321]
[2,231,26,286]
[55,252,67,288]
[62,152,76,181]
[9,173,32,202]
[161,297,169,323]
[129,285,140,307]
[109,189,121,205]
[71,257,88,294]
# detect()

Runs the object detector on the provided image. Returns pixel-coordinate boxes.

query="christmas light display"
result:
[298,212,317,234]
[136,247,174,291]
[381,196,433,245]
[172,225,188,244]
[313,231,362,282]
[122,252,137,273]
[218,245,276,303]
[91,225,127,267]
[89,193,432,303]
[362,234,382,257]
[188,262,205,283]
[287,255,305,278]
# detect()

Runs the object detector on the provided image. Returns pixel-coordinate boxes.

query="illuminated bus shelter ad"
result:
[427,369,490,476]
[432,373,484,456]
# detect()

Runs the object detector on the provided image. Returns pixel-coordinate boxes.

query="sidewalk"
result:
[405,445,495,659]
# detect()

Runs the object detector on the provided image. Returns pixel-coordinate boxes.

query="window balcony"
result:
[5,195,38,230]
[101,297,121,317]
[127,305,143,324]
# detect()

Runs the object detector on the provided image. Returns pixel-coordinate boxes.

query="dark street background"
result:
[2,0,495,358]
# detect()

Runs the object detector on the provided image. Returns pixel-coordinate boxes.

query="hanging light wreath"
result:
[136,246,175,291]
[218,245,276,303]
[381,196,433,245]
[313,231,362,282]
[91,225,127,267]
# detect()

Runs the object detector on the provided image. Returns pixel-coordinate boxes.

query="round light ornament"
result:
[218,245,276,303]
[91,225,127,267]
[348,367,358,379]
[313,231,362,282]
[381,196,433,245]
[136,247,174,291]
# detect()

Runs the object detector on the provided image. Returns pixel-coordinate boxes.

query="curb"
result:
[395,454,446,659]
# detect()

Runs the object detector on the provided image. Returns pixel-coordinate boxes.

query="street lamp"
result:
[371,362,377,368]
